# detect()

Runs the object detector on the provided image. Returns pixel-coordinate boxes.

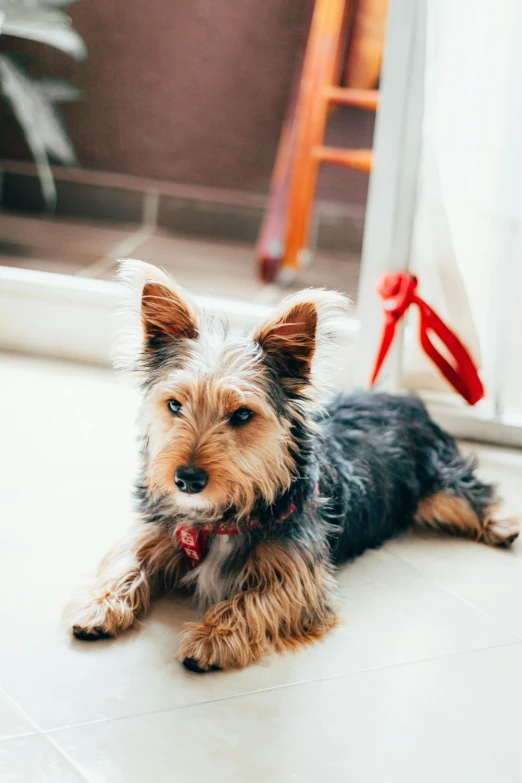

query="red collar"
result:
[176,503,296,569]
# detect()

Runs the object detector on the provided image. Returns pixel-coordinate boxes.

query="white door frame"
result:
[356,0,522,447]
[354,0,426,390]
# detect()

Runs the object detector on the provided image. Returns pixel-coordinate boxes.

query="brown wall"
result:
[1,0,373,205]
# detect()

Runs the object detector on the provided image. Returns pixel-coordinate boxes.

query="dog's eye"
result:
[229,407,255,427]
[167,399,182,416]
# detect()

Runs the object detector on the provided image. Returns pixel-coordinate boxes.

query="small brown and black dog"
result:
[65,260,519,672]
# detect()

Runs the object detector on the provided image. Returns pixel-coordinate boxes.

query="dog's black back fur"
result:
[317,391,495,562]
[240,391,497,568]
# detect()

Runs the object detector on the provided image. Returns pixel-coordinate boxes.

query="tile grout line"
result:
[430,577,522,640]
[76,226,154,279]
[44,733,92,782]
[0,685,90,781]
[0,685,44,737]
[383,545,522,642]
[142,190,159,229]
[0,730,37,742]
[37,638,522,739]
[78,188,158,280]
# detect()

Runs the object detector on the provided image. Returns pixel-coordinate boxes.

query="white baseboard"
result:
[422,394,522,448]
[2,266,519,447]
[0,267,358,381]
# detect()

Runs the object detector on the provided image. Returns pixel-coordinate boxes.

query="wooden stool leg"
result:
[281,0,348,276]
[256,97,296,284]
[256,1,315,283]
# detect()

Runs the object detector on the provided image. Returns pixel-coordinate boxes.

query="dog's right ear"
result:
[116,260,200,366]
[252,288,350,394]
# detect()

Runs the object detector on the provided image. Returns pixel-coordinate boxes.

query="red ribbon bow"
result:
[370,272,484,406]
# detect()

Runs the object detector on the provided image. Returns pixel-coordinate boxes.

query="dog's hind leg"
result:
[414,449,519,547]
[64,522,185,640]
[414,492,519,546]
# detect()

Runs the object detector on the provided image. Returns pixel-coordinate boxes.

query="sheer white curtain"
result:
[404,0,522,423]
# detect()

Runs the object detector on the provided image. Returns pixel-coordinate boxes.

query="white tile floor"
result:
[1,352,522,782]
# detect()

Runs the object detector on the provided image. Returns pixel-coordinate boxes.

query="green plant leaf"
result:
[0,4,87,60]
[0,5,70,23]
[0,55,80,209]
[41,1,82,7]
[37,77,82,102]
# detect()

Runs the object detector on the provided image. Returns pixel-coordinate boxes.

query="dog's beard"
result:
[173,491,214,513]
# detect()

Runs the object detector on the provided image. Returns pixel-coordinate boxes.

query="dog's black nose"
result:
[174,466,209,494]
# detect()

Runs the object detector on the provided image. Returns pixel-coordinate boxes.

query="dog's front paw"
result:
[178,619,253,673]
[182,656,221,674]
[178,621,227,672]
[72,625,112,642]
[64,586,136,641]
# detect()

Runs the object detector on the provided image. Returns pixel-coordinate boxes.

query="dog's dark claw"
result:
[72,625,112,642]
[182,656,221,674]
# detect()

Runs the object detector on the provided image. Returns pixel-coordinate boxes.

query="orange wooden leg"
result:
[256,96,297,283]
[256,1,315,283]
[281,0,348,275]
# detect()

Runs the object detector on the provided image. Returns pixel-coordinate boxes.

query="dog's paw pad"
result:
[182,656,221,674]
[72,625,112,642]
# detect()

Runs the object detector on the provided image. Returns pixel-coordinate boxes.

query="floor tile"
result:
[50,642,522,783]
[0,211,360,303]
[0,212,132,256]
[0,735,84,782]
[0,212,135,273]
[0,255,89,276]
[99,230,360,304]
[0,694,34,741]
[156,194,262,244]
[116,233,266,300]
[1,543,517,732]
[0,353,518,731]
[2,172,145,224]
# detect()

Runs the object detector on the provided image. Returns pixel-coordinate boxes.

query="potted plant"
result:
[0,0,86,209]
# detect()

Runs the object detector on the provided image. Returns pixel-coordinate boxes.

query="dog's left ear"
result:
[253,289,350,390]
[114,259,200,371]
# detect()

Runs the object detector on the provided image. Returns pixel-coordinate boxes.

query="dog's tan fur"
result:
[64,522,186,638]
[178,540,338,669]
[144,370,296,520]
[133,266,343,524]
[415,491,520,546]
